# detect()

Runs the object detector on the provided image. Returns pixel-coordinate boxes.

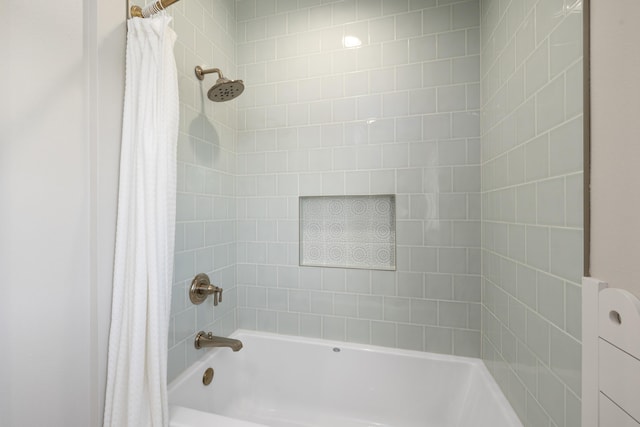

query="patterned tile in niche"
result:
[299,195,396,270]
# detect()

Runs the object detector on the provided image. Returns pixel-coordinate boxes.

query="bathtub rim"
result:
[168,329,522,427]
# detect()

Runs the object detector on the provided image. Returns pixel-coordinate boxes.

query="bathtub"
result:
[168,330,522,427]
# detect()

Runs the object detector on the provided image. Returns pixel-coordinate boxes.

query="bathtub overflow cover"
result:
[202,367,214,386]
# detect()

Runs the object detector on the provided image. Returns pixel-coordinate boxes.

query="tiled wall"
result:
[234,0,483,356]
[480,0,583,426]
[167,0,239,382]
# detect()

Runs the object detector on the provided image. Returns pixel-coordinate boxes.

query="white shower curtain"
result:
[103,12,178,427]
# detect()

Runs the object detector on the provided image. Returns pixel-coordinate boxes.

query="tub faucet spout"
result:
[195,331,243,352]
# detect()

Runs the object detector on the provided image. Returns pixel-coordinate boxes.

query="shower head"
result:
[195,66,244,102]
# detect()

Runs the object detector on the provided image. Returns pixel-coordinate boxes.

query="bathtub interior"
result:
[169,330,522,427]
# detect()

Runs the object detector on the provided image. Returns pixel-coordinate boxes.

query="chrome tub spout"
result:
[195,331,243,352]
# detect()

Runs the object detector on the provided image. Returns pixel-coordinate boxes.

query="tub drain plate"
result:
[202,367,214,386]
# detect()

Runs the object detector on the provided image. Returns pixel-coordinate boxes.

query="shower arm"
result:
[195,66,224,81]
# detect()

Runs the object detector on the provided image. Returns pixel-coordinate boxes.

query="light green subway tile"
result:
[508,224,527,262]
[346,318,370,344]
[424,220,451,246]
[345,269,371,293]
[565,173,583,228]
[453,274,482,302]
[493,222,509,256]
[300,313,322,338]
[535,0,565,43]
[550,116,583,176]
[525,133,549,181]
[267,288,289,311]
[537,362,566,427]
[550,11,582,77]
[565,61,583,119]
[334,293,358,317]
[565,282,581,340]
[525,40,550,97]
[358,295,384,320]
[493,283,510,325]
[500,187,517,222]
[411,299,438,325]
[516,340,538,403]
[494,152,510,189]
[468,302,481,330]
[425,326,453,354]
[167,341,187,383]
[453,165,481,192]
[517,264,538,310]
[537,272,565,329]
[277,312,300,335]
[537,74,566,134]
[501,324,517,365]
[453,221,481,247]
[507,66,525,111]
[453,329,481,357]
[467,193,482,221]
[526,310,550,364]
[526,226,550,271]
[507,370,527,424]
[515,10,535,66]
[383,297,411,322]
[237,307,257,329]
[438,247,469,274]
[371,320,395,347]
[500,257,518,296]
[426,273,453,299]
[508,145,526,185]
[467,27,480,54]
[500,39,517,86]
[550,327,581,396]
[398,272,424,298]
[423,5,452,35]
[492,356,512,396]
[322,316,346,341]
[516,183,537,224]
[484,305,502,348]
[289,289,310,313]
[371,270,397,296]
[410,247,439,272]
[550,228,583,284]
[398,324,424,351]
[537,178,566,226]
[257,309,277,333]
[526,391,551,427]
[438,301,469,328]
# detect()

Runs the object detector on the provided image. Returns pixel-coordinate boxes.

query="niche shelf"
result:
[299,195,396,271]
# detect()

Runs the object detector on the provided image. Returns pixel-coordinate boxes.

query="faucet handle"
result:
[214,287,223,306]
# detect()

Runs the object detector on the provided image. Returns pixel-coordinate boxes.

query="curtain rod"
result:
[130,0,181,18]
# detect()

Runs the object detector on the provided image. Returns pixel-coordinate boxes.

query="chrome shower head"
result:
[195,66,244,102]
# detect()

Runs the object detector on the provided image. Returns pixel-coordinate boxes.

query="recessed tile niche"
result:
[299,195,396,271]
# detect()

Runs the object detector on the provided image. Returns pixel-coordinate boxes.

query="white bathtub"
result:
[168,330,522,427]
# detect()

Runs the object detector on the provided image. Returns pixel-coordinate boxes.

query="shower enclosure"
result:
[167,1,583,426]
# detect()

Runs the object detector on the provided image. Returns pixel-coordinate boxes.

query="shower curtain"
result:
[103,12,178,427]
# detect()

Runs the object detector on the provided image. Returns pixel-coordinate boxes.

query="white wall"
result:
[590,0,640,297]
[0,0,125,425]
